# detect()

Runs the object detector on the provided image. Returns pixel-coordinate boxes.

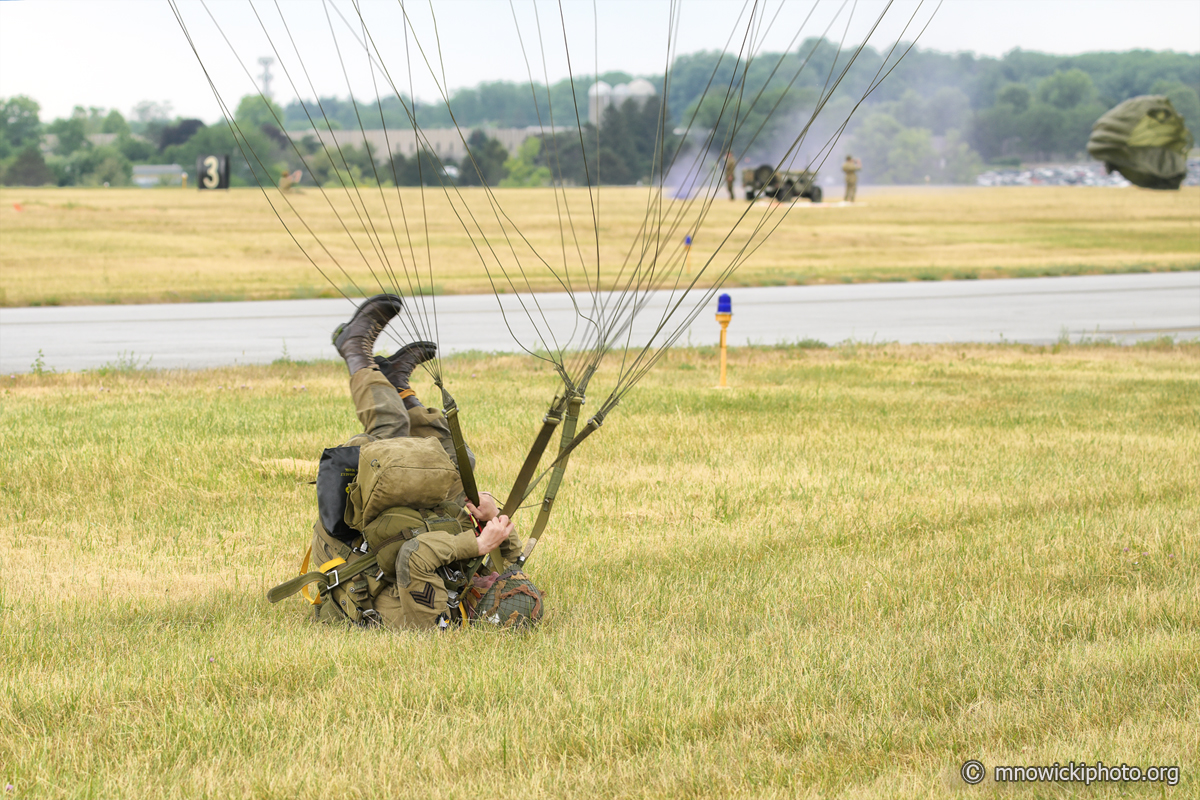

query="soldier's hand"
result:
[466,491,499,523]
[476,515,514,556]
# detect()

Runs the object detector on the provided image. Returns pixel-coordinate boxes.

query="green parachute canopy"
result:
[1087,95,1194,190]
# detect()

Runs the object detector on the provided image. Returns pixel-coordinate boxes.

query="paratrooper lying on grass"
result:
[269,294,544,630]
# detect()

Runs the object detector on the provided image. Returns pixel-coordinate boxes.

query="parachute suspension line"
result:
[530,0,599,320]
[398,2,442,374]
[240,1,400,306]
[352,0,442,375]
[169,0,392,325]
[556,0,602,300]
[732,1,854,178]
[563,0,688,389]
[630,0,859,301]
[584,0,938,409]
[566,0,768,388]
[530,0,595,328]
[604,0,941,405]
[380,2,554,307]
[571,2,878,405]
[530,0,901,403]
[589,0,765,315]
[568,0,743,374]
[336,0,578,373]
[507,0,593,354]
[593,0,601,237]
[326,0,566,372]
[320,0,411,311]
[246,1,433,354]
[403,0,577,365]
[339,0,454,376]
[263,0,443,358]
[198,0,417,352]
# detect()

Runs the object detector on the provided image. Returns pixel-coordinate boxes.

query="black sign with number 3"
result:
[196,154,230,190]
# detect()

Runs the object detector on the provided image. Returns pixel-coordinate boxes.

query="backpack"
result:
[344,438,459,530]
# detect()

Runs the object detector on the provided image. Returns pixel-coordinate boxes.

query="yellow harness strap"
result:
[297,545,347,605]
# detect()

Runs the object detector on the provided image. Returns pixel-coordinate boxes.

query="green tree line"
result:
[3,42,1195,187]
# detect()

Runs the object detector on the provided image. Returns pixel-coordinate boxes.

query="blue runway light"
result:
[684,235,692,246]
[717,293,732,314]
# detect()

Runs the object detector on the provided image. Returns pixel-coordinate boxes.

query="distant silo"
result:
[588,81,613,126]
[588,79,657,125]
[624,78,657,104]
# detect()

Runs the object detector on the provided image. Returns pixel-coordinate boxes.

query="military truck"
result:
[742,164,822,202]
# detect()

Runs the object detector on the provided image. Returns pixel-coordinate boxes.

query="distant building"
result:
[132,164,184,188]
[587,78,657,125]
[40,132,149,155]
[283,126,570,163]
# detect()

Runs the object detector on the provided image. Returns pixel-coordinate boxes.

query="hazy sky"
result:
[1,0,1197,123]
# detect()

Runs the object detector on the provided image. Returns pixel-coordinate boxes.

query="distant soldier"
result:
[842,155,861,202]
[724,152,737,200]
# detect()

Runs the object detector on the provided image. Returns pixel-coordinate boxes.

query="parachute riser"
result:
[437,383,481,508]
[517,394,584,568]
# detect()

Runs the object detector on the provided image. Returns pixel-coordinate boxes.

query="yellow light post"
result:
[715,293,732,388]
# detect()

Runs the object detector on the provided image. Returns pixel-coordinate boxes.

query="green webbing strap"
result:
[500,395,567,518]
[439,386,480,507]
[266,552,379,604]
[520,396,584,566]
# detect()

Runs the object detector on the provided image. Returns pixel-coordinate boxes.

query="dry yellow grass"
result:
[1,185,1196,307]
[1,343,1197,797]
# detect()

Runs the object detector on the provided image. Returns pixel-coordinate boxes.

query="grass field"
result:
[1,185,1197,307]
[1,343,1196,798]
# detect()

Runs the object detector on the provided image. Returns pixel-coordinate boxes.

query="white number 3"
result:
[203,155,219,188]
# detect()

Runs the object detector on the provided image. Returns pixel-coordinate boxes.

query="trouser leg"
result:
[346,366,473,470]
[407,404,459,464]
[349,367,410,440]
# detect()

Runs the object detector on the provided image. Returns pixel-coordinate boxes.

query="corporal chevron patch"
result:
[409,581,437,609]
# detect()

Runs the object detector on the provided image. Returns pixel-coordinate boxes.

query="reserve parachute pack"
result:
[360,502,464,580]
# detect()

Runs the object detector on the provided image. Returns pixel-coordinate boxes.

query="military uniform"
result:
[842,156,861,202]
[309,367,522,630]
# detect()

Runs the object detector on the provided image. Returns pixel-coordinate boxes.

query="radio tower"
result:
[258,57,275,100]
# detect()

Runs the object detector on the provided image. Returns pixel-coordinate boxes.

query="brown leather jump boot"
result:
[331,294,404,374]
[375,341,437,391]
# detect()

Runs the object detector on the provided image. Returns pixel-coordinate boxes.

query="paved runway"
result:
[2,272,1197,373]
